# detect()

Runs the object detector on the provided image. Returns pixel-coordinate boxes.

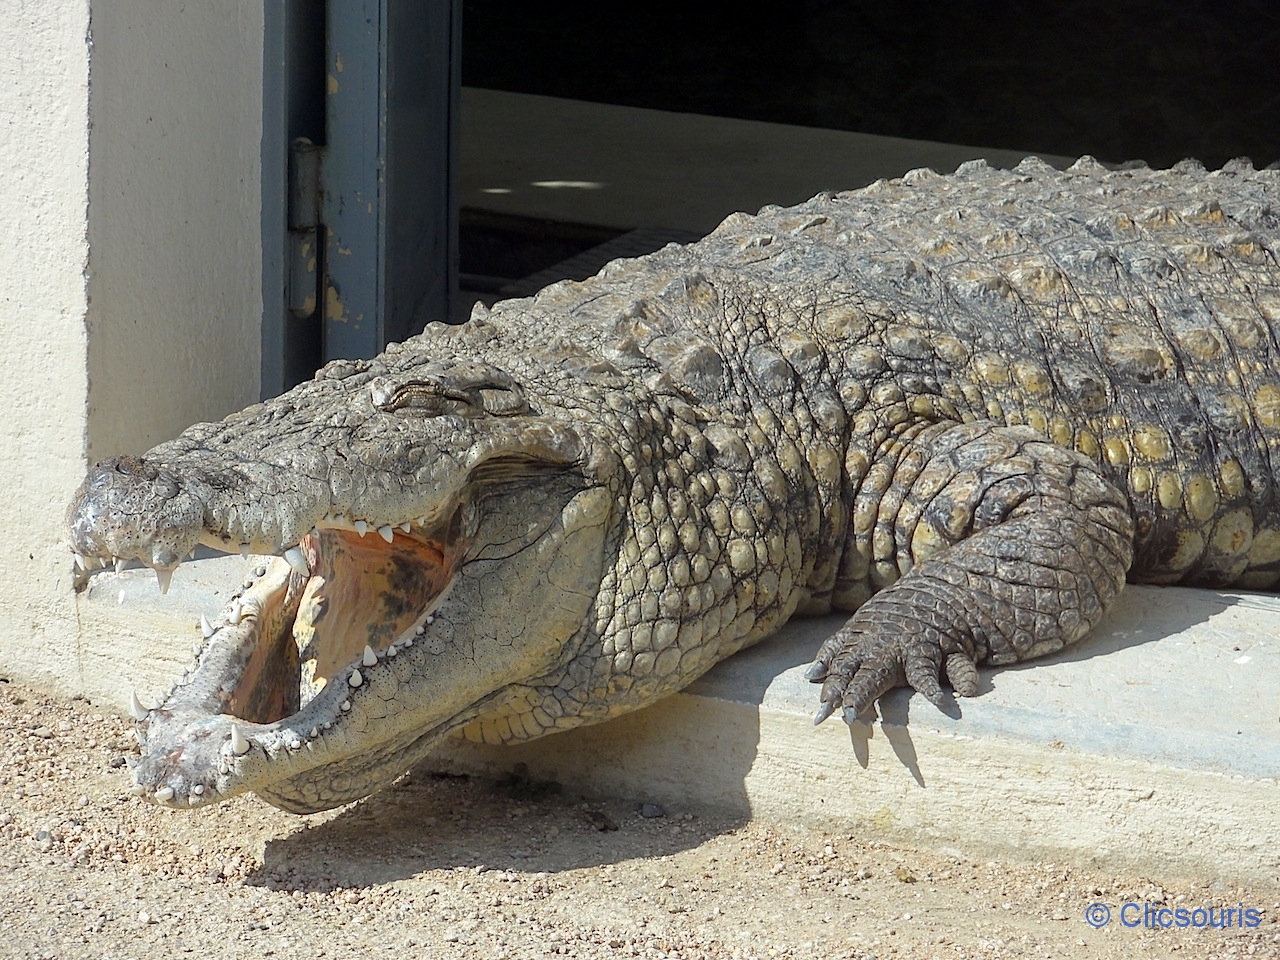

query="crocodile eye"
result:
[369,362,529,418]
[370,379,484,417]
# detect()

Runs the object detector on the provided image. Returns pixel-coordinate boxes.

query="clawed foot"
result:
[805,627,979,725]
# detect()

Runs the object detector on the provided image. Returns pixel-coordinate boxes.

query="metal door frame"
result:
[261,0,460,397]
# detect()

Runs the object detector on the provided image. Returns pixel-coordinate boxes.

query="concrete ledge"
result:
[447,589,1280,884]
[79,558,1280,883]
[74,556,259,709]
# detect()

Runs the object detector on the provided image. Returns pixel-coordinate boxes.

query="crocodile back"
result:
[694,157,1280,587]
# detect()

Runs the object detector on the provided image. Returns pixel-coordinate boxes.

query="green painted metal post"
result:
[262,0,459,396]
[322,0,460,361]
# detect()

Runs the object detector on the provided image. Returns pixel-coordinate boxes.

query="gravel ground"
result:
[1,680,1276,960]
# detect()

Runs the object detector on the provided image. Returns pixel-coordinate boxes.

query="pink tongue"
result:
[289,527,452,697]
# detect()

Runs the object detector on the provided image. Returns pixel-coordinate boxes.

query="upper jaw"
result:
[65,452,456,593]
[66,403,588,592]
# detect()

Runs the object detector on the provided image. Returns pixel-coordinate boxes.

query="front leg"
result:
[809,422,1134,723]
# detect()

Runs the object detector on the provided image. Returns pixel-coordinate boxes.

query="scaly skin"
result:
[68,156,1280,813]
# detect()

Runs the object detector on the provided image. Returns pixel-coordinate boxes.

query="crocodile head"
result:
[67,344,620,813]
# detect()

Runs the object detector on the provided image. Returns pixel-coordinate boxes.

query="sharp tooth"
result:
[114,557,127,574]
[340,700,351,711]
[154,566,175,595]
[284,545,311,577]
[154,786,174,802]
[417,516,428,525]
[354,520,367,537]
[414,623,425,635]
[378,525,394,543]
[239,543,251,558]
[200,614,215,638]
[400,522,411,533]
[362,645,377,667]
[309,727,318,738]
[334,514,346,525]
[192,784,205,795]
[189,795,200,806]
[129,690,150,721]
[348,668,363,688]
[322,721,332,730]
[229,724,251,755]
[134,728,147,746]
[402,636,414,647]
[387,645,398,657]
[229,599,243,624]
[73,553,87,571]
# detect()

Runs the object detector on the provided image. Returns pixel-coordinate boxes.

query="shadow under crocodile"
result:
[250,744,761,891]
[252,582,1278,889]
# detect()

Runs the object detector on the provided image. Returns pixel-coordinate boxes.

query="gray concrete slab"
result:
[443,585,1279,884]
[79,556,1280,884]
[695,586,1280,780]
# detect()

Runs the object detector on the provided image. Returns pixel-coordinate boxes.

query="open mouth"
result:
[204,515,463,728]
[71,438,595,808]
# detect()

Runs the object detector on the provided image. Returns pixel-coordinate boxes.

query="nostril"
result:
[68,456,207,569]
[110,455,157,480]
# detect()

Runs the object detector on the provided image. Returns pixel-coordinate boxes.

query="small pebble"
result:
[640,803,666,819]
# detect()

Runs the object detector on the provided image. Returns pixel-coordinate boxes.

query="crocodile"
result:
[67,156,1280,814]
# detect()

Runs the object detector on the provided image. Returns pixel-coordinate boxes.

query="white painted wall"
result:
[0,3,92,690]
[86,3,264,463]
[0,2,263,698]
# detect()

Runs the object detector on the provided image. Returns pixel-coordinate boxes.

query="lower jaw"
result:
[127,529,461,811]
[171,525,456,729]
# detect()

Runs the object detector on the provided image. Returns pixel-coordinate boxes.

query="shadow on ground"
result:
[250,764,748,892]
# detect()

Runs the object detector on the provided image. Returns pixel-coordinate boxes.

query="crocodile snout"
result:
[67,455,207,584]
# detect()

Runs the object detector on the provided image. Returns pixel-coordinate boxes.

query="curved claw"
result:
[945,652,980,697]
[812,697,838,726]
[904,641,946,707]
[809,623,979,724]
